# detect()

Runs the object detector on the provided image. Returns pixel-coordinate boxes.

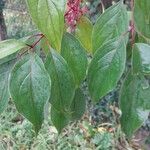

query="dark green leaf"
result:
[119,71,150,138]
[70,88,86,121]
[75,16,93,53]
[92,1,128,53]
[61,33,88,87]
[51,106,70,133]
[134,0,150,39]
[26,0,67,51]
[45,49,75,112]
[132,43,150,75]
[88,39,126,102]
[9,53,51,133]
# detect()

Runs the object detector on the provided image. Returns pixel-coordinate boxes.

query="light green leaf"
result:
[70,88,86,121]
[134,0,150,39]
[9,53,51,133]
[51,106,70,133]
[92,1,128,53]
[26,0,39,27]
[132,43,150,75]
[45,49,75,112]
[26,0,67,51]
[75,16,93,53]
[61,33,88,87]
[0,59,16,114]
[88,39,126,102]
[119,71,150,138]
[0,39,26,61]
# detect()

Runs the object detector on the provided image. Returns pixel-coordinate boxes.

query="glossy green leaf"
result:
[75,16,93,53]
[70,88,86,121]
[119,71,150,138]
[26,0,67,51]
[51,106,70,133]
[92,1,128,53]
[45,49,75,112]
[0,59,16,114]
[0,39,26,61]
[88,39,126,102]
[9,53,51,133]
[132,43,150,75]
[134,0,150,39]
[61,33,88,87]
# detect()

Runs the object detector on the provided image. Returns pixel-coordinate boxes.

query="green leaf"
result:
[9,53,51,133]
[92,1,128,53]
[51,106,70,133]
[41,37,50,55]
[134,0,150,39]
[61,33,88,87]
[26,0,67,51]
[45,49,75,112]
[0,39,26,62]
[88,39,126,102]
[119,71,150,138]
[70,88,86,121]
[132,43,150,75]
[137,35,150,45]
[26,0,39,27]
[0,59,16,114]
[75,16,93,53]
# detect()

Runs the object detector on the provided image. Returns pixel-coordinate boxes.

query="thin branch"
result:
[27,34,44,50]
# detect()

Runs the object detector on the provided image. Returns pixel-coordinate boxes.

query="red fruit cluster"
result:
[65,0,88,32]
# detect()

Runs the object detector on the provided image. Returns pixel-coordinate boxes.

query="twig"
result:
[28,33,44,40]
[27,34,44,50]
[18,34,45,58]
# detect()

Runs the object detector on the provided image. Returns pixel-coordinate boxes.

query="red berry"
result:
[65,0,88,32]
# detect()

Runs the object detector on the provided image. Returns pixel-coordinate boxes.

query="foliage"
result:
[134,0,150,39]
[9,53,51,133]
[0,0,150,143]
[75,16,93,53]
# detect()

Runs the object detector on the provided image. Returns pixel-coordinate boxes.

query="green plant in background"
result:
[0,0,149,144]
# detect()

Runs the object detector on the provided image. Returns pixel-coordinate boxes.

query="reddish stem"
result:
[26,34,44,49]
[28,33,44,40]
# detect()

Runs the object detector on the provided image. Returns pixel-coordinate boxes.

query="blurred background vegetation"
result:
[0,0,35,40]
[0,0,150,149]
